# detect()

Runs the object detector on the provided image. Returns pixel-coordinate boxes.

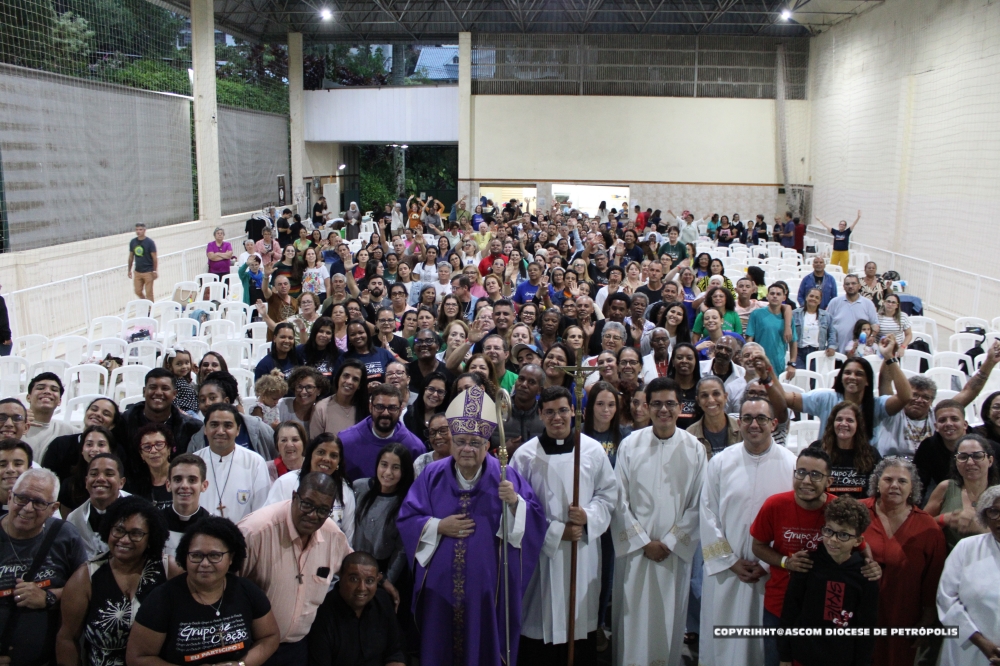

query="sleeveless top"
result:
[82,556,167,666]
[940,481,972,552]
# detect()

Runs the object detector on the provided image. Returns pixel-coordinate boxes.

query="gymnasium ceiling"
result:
[152,0,883,43]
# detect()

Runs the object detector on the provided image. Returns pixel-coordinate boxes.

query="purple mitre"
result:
[446,385,497,439]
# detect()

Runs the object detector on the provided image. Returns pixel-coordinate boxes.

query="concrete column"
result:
[288,32,305,214]
[190,0,221,221]
[457,32,472,202]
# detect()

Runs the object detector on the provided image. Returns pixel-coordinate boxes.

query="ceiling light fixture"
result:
[780,9,792,20]
[320,8,333,20]
[338,164,346,170]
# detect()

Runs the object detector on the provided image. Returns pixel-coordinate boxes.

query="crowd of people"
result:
[1,197,999,666]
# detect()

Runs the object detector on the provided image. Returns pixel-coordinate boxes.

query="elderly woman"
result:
[936,484,1000,666]
[862,457,946,666]
[57,496,168,666]
[925,433,998,552]
[127,516,280,666]
[206,227,233,278]
[413,412,452,477]
[859,261,889,309]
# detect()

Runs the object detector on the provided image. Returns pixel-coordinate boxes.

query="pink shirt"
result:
[238,500,353,642]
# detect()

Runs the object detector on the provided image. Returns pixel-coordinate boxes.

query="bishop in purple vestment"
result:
[398,386,546,666]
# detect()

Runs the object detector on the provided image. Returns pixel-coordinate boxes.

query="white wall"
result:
[809,0,1000,296]
[304,86,459,143]
[468,95,793,218]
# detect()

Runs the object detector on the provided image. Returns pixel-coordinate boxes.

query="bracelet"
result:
[780,556,788,569]
[884,357,900,365]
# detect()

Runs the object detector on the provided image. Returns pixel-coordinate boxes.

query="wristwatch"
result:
[44,590,56,609]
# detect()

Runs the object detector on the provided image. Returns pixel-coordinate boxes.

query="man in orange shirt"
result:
[239,472,353,665]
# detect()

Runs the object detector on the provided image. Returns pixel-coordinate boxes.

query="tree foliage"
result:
[358,145,457,212]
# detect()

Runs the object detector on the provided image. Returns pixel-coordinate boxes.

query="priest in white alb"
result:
[194,403,271,522]
[699,395,796,666]
[611,377,706,666]
[509,385,619,664]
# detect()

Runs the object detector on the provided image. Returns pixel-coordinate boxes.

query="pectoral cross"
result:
[295,573,304,583]
[216,502,226,517]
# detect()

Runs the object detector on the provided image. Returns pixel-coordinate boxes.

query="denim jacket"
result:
[791,307,838,350]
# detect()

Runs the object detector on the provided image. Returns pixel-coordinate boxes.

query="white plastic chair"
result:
[933,351,974,373]
[151,301,183,327]
[126,341,163,368]
[27,359,71,384]
[788,421,820,453]
[87,338,128,362]
[108,365,151,402]
[805,350,846,377]
[186,300,218,314]
[950,333,982,355]
[925,367,967,392]
[60,394,107,424]
[123,299,153,320]
[955,317,990,333]
[88,316,124,340]
[123,317,158,335]
[910,332,936,354]
[862,355,882,387]
[202,282,228,302]
[177,340,209,365]
[0,357,29,398]
[991,317,1000,333]
[48,336,89,364]
[118,394,143,411]
[165,319,200,343]
[171,281,200,306]
[194,273,220,288]
[900,350,933,374]
[909,316,939,349]
[230,368,256,400]
[250,341,271,366]
[200,320,236,345]
[824,369,840,389]
[933,390,959,407]
[220,302,251,329]
[13,335,48,358]
[212,340,252,370]
[16,339,48,365]
[243,322,269,343]
[65,365,109,399]
[778,369,826,392]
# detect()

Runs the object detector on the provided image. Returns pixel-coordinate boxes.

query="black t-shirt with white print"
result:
[0,518,88,664]
[134,573,271,665]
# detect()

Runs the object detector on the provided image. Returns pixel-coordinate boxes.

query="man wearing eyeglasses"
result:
[610,377,706,666]
[338,384,425,483]
[509,386,619,664]
[698,397,797,666]
[750,448,882,666]
[0,468,87,666]
[239,472,352,666]
[398,386,546,666]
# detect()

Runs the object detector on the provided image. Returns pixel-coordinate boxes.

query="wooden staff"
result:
[554,355,598,666]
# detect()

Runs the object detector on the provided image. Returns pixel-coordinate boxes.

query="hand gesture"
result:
[642,540,671,563]
[439,513,476,538]
[981,341,1000,372]
[581,319,595,339]
[498,480,518,507]
[751,353,774,382]
[860,542,882,582]
[264,262,275,276]
[359,289,371,305]
[255,300,267,317]
[784,549,813,573]
[538,274,549,289]
[469,319,488,344]
[878,334,898,358]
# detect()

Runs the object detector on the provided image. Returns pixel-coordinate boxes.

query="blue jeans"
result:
[795,345,818,370]
[763,609,782,666]
[0,343,10,357]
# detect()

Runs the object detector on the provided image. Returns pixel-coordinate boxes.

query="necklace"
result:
[0,517,27,569]
[193,579,226,617]
[209,451,235,517]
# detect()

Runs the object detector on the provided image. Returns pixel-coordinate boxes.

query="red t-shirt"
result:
[635,212,649,231]
[749,490,834,617]
[793,222,806,251]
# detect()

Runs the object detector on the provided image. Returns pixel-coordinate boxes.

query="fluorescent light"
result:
[401,144,408,149]
[319,8,332,20]
[780,9,792,20]
[338,164,346,170]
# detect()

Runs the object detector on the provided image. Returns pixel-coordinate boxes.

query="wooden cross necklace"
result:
[209,451,234,517]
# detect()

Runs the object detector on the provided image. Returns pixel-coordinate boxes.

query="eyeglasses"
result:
[541,407,572,418]
[429,427,451,438]
[295,384,318,393]
[602,334,623,341]
[619,359,640,366]
[985,507,1000,520]
[111,525,149,542]
[140,441,168,453]
[11,493,56,510]
[740,414,774,425]
[453,438,488,450]
[296,495,334,517]
[956,451,989,462]
[0,414,25,424]
[425,387,447,397]
[821,526,858,542]
[793,468,828,481]
[648,400,680,412]
[187,551,229,564]
[371,403,401,413]
[414,338,436,346]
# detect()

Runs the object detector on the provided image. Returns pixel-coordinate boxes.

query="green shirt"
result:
[500,370,518,393]
[693,309,743,336]
[657,241,687,267]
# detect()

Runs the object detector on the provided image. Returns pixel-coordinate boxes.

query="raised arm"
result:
[261,263,275,299]
[879,337,913,415]
[850,210,862,230]
[813,215,832,232]
[955,342,1000,407]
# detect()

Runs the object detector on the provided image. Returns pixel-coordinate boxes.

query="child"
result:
[778,496,879,666]
[164,349,198,414]
[845,321,878,358]
[252,369,287,428]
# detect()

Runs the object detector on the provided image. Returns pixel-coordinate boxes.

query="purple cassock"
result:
[398,455,546,666]
[338,416,426,482]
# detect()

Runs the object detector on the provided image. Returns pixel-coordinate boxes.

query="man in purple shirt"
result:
[338,383,425,481]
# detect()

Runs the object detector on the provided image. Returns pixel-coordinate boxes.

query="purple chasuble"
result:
[398,455,546,666]
[339,416,427,482]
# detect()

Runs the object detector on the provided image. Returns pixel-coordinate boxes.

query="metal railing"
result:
[806,227,1000,323]
[6,236,243,340]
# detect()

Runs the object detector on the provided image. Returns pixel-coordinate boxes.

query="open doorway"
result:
[552,184,630,217]
[478,185,538,214]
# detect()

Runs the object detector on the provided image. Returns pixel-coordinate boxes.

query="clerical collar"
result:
[539,431,575,456]
[370,422,397,440]
[172,506,200,521]
[211,447,236,463]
